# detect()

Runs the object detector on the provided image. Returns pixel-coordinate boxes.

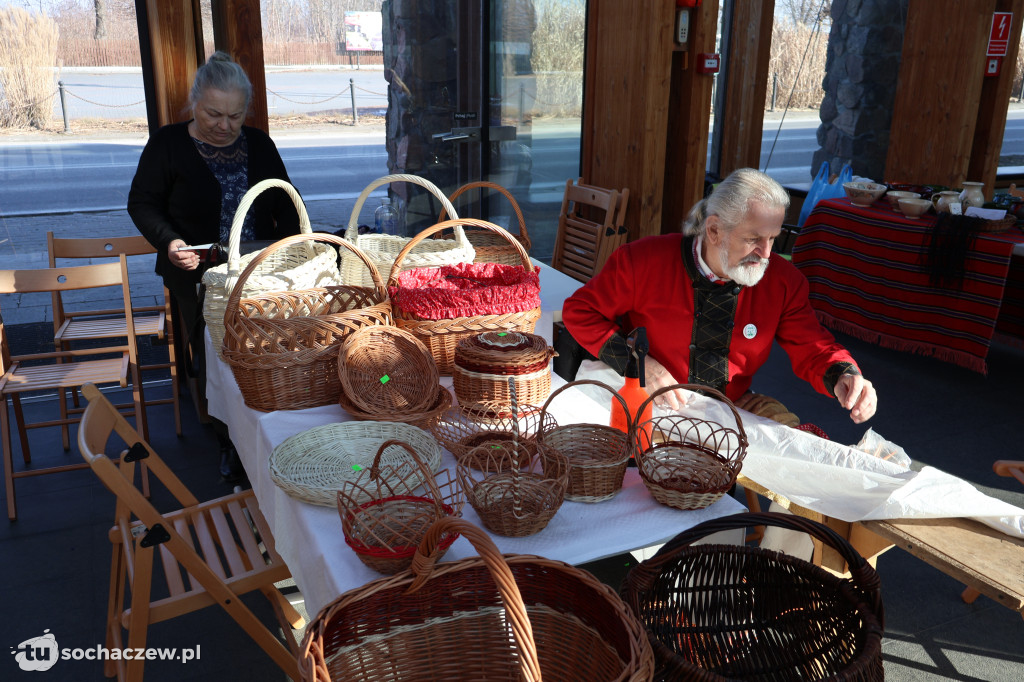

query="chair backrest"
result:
[78,382,198,527]
[551,178,631,282]
[0,257,139,369]
[46,233,157,262]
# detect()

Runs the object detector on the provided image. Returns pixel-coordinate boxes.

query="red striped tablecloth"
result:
[792,198,1024,374]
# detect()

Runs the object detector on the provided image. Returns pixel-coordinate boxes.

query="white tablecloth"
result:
[204,264,745,617]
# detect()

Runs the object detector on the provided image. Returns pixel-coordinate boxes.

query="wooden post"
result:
[137,0,202,130]
[211,0,270,134]
[717,0,775,177]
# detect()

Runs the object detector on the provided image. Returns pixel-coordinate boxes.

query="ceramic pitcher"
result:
[931,191,960,213]
[959,182,986,209]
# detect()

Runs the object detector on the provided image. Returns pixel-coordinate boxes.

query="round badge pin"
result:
[743,323,757,339]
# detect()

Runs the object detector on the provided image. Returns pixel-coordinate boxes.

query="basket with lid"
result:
[453,330,555,407]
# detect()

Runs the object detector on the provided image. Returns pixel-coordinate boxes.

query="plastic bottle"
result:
[374,196,399,235]
[610,327,654,448]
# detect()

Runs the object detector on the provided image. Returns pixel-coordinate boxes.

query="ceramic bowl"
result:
[843,181,888,207]
[885,190,920,211]
[898,197,932,219]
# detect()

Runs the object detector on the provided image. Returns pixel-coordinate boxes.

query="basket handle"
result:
[438,181,530,246]
[345,173,467,247]
[635,383,748,449]
[224,178,314,288]
[625,511,884,628]
[407,517,543,682]
[222,231,386,329]
[538,378,634,442]
[369,440,444,508]
[387,218,534,287]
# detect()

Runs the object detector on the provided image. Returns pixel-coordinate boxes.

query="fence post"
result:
[518,83,524,126]
[350,78,358,126]
[58,80,70,133]
[770,73,777,112]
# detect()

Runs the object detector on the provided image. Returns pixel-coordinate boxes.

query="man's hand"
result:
[834,372,877,423]
[168,239,199,271]
[646,356,690,410]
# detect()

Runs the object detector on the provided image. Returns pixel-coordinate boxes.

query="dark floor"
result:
[1,322,1023,680]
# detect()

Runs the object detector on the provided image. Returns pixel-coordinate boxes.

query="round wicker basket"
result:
[338,384,453,431]
[337,325,439,416]
[537,380,633,503]
[429,400,556,471]
[634,384,748,511]
[268,422,441,507]
[452,330,555,408]
[438,180,532,265]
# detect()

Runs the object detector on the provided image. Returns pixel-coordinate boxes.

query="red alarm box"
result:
[677,0,702,6]
[696,53,720,74]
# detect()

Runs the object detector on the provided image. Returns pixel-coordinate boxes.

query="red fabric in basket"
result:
[391,262,541,320]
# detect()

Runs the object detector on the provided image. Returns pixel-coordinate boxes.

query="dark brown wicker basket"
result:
[429,399,556,470]
[621,511,885,682]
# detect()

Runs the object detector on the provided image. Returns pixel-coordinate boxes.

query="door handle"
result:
[432,126,481,143]
[436,133,471,142]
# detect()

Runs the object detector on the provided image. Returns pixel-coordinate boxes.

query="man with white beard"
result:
[562,167,877,424]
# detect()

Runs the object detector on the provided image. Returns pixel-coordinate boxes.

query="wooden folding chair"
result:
[0,256,146,520]
[550,178,630,282]
[78,382,304,681]
[47,232,181,440]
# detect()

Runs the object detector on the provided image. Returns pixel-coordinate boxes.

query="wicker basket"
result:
[341,173,475,287]
[299,517,655,681]
[338,383,453,431]
[457,441,569,537]
[438,180,532,265]
[453,330,555,408]
[537,380,633,503]
[268,421,441,507]
[430,399,556,470]
[634,384,747,511]
[621,511,885,682]
[202,178,341,358]
[337,325,439,416]
[221,233,392,412]
[389,218,541,375]
[338,440,463,575]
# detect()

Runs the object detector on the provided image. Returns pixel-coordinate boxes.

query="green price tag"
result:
[380,375,390,384]
[351,464,363,472]
[497,332,508,337]
[491,444,502,449]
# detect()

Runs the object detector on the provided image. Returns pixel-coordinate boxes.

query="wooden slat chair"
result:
[0,256,146,520]
[47,232,181,441]
[550,178,630,283]
[78,382,304,681]
[960,459,1024,619]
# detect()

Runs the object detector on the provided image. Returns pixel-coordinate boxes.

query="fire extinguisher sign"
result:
[987,12,1013,57]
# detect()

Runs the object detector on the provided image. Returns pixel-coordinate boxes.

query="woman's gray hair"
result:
[682,168,790,237]
[189,51,252,111]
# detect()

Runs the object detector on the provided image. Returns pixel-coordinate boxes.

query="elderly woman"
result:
[128,51,300,481]
[562,167,877,424]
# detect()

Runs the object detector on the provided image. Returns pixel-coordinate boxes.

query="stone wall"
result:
[811,0,909,181]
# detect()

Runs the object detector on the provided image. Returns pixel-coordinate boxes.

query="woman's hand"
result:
[646,356,690,410]
[168,239,199,271]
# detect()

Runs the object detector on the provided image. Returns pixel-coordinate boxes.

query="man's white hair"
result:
[682,168,790,236]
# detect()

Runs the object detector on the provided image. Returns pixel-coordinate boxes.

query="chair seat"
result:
[120,490,292,626]
[3,356,128,393]
[56,313,164,342]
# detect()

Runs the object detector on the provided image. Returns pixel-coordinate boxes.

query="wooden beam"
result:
[967,0,1024,199]
[581,0,675,242]
[885,0,994,189]
[662,0,720,235]
[211,0,269,134]
[141,0,202,128]
[717,0,775,177]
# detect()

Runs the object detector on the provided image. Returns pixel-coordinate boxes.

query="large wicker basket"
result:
[202,178,341,358]
[299,517,656,681]
[338,440,463,575]
[453,330,555,408]
[621,511,885,682]
[438,180,532,265]
[341,173,475,286]
[537,379,633,503]
[221,232,391,412]
[268,421,441,507]
[634,384,747,511]
[389,218,541,375]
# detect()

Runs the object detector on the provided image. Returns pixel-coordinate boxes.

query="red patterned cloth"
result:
[795,423,830,440]
[390,262,541,320]
[792,198,1024,374]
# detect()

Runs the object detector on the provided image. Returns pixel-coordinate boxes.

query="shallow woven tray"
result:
[268,422,441,507]
[337,325,439,415]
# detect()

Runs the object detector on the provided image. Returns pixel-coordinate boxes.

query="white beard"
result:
[720,251,769,287]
